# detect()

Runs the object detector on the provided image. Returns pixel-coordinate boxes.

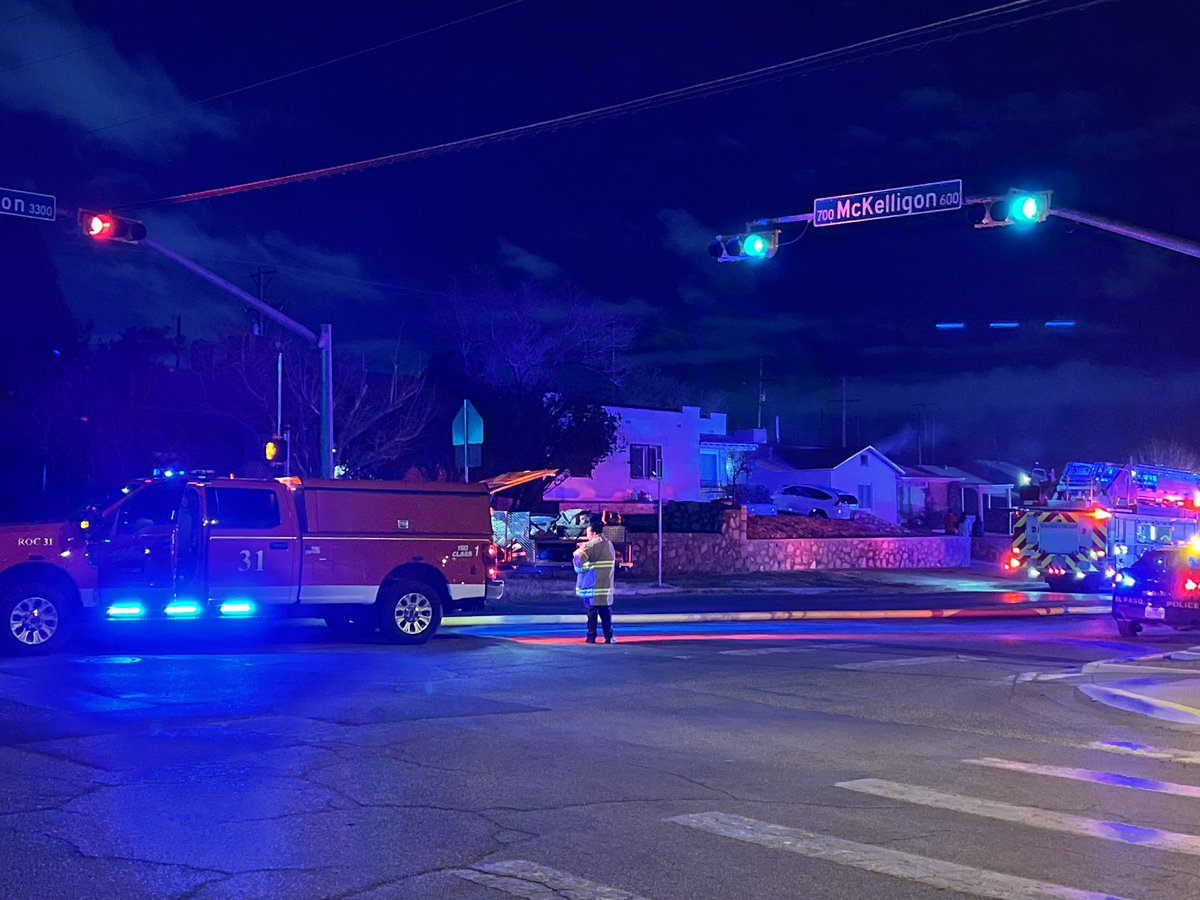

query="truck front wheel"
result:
[3,582,73,656]
[377,581,442,645]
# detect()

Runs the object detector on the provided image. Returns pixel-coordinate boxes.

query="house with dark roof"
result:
[749,445,904,522]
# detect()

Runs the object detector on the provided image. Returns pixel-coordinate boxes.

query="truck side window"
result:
[208,488,280,530]
[116,482,186,535]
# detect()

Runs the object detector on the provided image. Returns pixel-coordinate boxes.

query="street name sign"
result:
[813,179,962,228]
[0,187,56,223]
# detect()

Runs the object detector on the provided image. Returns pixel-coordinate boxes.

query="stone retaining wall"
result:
[625,508,971,577]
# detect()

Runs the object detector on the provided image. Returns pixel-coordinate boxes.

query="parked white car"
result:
[771,484,858,519]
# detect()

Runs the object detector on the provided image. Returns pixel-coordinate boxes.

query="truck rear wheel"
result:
[3,582,72,656]
[377,580,442,645]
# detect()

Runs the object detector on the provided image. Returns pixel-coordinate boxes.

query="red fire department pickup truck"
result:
[0,475,503,655]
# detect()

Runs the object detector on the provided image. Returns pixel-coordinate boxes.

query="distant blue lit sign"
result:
[813,179,962,228]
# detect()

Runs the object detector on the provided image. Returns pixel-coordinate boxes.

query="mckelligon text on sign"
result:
[0,187,57,223]
[813,179,962,228]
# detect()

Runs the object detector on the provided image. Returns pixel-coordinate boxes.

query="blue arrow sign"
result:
[813,179,962,228]
[0,187,56,222]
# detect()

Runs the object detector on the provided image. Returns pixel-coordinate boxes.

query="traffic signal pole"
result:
[1047,207,1200,261]
[141,238,336,478]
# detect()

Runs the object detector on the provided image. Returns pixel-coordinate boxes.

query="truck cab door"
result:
[173,486,206,604]
[204,483,299,609]
[94,480,185,612]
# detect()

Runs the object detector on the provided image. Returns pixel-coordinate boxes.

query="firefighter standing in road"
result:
[573,513,617,644]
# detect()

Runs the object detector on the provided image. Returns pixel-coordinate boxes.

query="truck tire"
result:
[325,609,378,642]
[2,581,73,656]
[377,580,442,645]
[1116,620,1141,638]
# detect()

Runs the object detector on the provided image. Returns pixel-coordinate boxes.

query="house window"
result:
[859,454,869,466]
[630,444,661,479]
[699,451,720,484]
[857,484,873,509]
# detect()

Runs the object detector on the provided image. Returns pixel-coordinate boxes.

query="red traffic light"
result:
[78,209,146,243]
[86,213,114,239]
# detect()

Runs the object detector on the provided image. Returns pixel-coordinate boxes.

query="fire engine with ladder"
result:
[1009,461,1200,592]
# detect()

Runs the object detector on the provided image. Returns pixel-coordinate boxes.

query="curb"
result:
[443,604,1111,628]
[1079,683,1200,726]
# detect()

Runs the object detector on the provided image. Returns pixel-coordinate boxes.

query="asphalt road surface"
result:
[2,612,1198,899]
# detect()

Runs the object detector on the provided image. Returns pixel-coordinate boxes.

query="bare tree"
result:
[201,332,432,478]
[1134,438,1200,472]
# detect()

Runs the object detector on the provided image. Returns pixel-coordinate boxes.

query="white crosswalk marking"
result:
[1087,740,1200,766]
[449,860,649,899]
[837,654,984,670]
[667,812,1123,900]
[837,778,1200,855]
[964,757,1200,799]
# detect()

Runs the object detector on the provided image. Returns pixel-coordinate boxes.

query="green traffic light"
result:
[1010,194,1041,223]
[743,233,769,258]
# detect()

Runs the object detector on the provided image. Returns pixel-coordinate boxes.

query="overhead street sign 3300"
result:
[813,179,962,228]
[0,187,56,223]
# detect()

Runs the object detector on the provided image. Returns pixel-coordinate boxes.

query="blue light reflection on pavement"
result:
[1095,821,1164,844]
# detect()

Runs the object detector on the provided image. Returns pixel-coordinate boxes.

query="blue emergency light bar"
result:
[935,322,966,330]
[164,602,201,617]
[219,601,256,617]
[106,603,145,618]
[1045,320,1076,328]
[988,322,1019,329]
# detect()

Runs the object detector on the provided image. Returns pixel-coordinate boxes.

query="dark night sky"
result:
[3,0,1199,464]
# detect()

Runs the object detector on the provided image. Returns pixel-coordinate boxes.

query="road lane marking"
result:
[450,860,649,899]
[719,647,817,656]
[964,757,1200,799]
[837,654,985,670]
[667,812,1122,900]
[836,779,1200,856]
[1087,740,1200,766]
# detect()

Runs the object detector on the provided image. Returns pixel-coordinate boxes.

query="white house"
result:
[750,445,904,523]
[544,405,756,507]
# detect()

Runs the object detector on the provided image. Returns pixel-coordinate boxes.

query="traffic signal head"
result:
[264,435,286,464]
[708,229,781,262]
[78,209,147,243]
[968,190,1051,228]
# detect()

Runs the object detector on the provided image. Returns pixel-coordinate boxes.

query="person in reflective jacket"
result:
[573,512,616,644]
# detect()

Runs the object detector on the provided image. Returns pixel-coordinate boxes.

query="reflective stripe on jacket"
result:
[573,536,616,607]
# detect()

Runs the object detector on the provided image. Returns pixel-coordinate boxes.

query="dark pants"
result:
[587,605,613,641]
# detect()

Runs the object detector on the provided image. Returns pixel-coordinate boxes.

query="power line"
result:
[0,39,112,74]
[87,0,527,138]
[193,257,453,297]
[120,0,1118,210]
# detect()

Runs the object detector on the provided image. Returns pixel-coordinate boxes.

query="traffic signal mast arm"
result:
[141,238,335,478]
[742,200,1200,262]
[1047,206,1200,261]
[143,238,318,343]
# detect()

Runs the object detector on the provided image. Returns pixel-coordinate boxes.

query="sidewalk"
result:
[1076,647,1200,727]
[500,563,1034,601]
[447,565,1110,626]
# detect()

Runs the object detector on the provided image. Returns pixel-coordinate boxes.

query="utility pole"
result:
[841,377,847,449]
[144,239,336,478]
[250,266,281,436]
[756,358,765,430]
[656,460,664,588]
